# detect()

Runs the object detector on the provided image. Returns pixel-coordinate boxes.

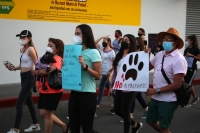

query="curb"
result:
[0,79,200,108]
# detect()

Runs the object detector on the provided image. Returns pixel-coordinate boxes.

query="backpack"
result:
[161,55,191,107]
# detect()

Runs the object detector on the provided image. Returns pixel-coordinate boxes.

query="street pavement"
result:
[0,71,200,133]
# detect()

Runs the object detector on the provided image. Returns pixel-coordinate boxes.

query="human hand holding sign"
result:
[79,55,86,68]
[147,88,156,95]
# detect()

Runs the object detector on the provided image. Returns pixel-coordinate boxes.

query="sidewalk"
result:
[0,71,200,108]
[0,71,200,132]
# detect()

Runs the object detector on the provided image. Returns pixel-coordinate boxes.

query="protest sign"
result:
[113,51,149,92]
[62,45,82,90]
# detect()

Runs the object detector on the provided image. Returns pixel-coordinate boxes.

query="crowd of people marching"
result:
[5,24,200,133]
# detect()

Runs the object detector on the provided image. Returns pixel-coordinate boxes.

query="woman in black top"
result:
[184,34,200,107]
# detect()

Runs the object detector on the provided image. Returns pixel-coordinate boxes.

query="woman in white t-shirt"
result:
[95,36,116,108]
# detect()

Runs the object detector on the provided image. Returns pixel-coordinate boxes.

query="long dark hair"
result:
[113,34,137,68]
[27,37,38,59]
[76,24,96,49]
[136,37,144,51]
[105,37,112,48]
[187,34,198,48]
[49,38,64,58]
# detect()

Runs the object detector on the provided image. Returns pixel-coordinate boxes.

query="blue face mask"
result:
[185,41,189,48]
[162,42,174,52]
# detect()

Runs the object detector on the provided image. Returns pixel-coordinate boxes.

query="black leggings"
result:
[14,71,38,128]
[184,68,197,85]
[68,91,97,133]
[114,90,136,133]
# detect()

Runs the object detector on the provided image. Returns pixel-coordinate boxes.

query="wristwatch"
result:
[83,64,88,71]
[156,88,160,94]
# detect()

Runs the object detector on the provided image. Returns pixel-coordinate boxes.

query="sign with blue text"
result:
[113,51,149,92]
[62,45,82,90]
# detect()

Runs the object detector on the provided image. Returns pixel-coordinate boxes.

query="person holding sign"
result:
[31,38,67,133]
[130,37,148,119]
[146,28,187,133]
[6,30,40,133]
[68,24,101,133]
[95,36,115,108]
[112,34,143,133]
[183,34,200,107]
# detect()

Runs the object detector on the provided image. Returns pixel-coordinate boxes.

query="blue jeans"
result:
[130,92,147,113]
[97,75,110,105]
[14,71,38,128]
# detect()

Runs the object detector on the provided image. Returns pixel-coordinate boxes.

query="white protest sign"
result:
[113,51,149,92]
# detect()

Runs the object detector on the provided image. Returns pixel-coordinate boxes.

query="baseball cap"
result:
[16,30,32,37]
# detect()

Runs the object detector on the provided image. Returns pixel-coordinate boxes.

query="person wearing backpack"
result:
[145,28,187,133]
[183,34,200,107]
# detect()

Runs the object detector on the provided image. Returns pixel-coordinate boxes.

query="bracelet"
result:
[83,64,88,71]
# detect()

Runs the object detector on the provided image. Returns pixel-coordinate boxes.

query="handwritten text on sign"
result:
[62,45,82,90]
[113,51,149,92]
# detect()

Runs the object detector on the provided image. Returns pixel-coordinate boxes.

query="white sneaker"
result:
[94,112,97,117]
[24,124,41,132]
[7,129,20,133]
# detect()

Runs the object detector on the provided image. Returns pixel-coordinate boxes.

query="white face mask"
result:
[19,39,27,46]
[72,35,82,45]
[45,46,53,53]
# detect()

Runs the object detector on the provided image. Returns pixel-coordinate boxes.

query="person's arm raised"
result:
[95,35,109,49]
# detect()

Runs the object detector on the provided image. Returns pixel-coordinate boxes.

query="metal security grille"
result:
[186,0,200,47]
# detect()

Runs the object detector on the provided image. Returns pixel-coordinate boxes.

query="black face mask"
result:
[120,41,129,49]
[144,40,147,45]
[102,42,107,47]
[138,33,142,37]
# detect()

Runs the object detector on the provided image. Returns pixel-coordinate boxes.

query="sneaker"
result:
[184,103,191,108]
[190,97,199,104]
[130,113,134,119]
[7,129,20,133]
[94,112,97,117]
[119,119,124,123]
[109,108,115,115]
[24,124,41,132]
[66,123,70,133]
[131,122,143,133]
[110,104,114,107]
[141,111,147,119]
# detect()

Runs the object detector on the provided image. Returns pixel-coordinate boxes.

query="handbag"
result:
[47,69,62,89]
[161,55,191,107]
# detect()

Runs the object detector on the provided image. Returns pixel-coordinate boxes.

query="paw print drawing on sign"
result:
[122,54,144,81]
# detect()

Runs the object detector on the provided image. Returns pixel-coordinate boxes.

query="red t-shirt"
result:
[38,55,63,94]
